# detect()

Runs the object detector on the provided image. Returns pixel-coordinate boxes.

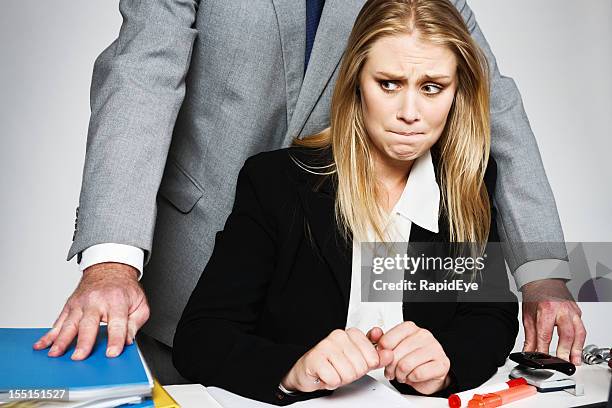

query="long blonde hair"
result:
[294,0,491,246]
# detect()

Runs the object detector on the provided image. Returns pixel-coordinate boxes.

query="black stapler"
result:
[509,352,580,393]
[509,351,576,376]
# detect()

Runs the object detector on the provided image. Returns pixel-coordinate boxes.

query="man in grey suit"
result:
[34,0,585,384]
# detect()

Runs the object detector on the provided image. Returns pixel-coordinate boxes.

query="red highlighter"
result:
[467,384,537,408]
[448,378,527,408]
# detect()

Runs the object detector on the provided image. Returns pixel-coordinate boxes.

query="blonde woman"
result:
[173,0,518,404]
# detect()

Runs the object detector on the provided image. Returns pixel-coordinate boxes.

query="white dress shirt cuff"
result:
[513,259,572,290]
[79,243,144,280]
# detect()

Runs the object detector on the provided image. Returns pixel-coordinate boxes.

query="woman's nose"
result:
[396,91,421,123]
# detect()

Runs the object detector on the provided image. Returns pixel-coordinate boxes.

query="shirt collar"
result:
[391,149,440,234]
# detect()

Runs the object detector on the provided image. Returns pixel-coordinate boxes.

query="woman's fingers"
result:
[313,328,382,389]
[376,322,449,391]
[364,326,395,368]
[394,346,444,383]
[288,328,393,393]
[383,327,430,380]
[288,325,451,394]
[376,348,395,369]
[324,332,360,385]
[366,326,383,345]
[301,354,341,392]
[403,359,451,395]
[378,321,420,351]
[315,359,342,390]
[346,328,380,369]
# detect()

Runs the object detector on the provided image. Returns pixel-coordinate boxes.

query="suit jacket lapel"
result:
[271,0,306,129]
[292,148,452,319]
[287,0,365,140]
[408,223,439,243]
[405,218,459,313]
[295,180,444,311]
[296,175,352,308]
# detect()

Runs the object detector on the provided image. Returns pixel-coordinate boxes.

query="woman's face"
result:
[359,32,458,166]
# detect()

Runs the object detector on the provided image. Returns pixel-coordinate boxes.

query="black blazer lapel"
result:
[404,219,458,330]
[292,147,452,317]
[296,175,352,309]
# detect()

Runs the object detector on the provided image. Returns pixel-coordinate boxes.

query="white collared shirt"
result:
[346,150,440,333]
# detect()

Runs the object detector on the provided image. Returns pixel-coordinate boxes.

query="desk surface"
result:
[164,360,611,408]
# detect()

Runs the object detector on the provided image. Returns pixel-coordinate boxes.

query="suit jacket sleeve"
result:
[67,0,199,264]
[453,0,569,280]
[172,158,329,406]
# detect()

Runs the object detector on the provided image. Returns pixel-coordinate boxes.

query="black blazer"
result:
[173,147,518,405]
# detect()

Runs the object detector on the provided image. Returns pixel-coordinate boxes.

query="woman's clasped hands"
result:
[378,321,452,395]
[281,322,451,395]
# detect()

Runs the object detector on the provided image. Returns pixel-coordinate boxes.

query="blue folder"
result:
[120,397,155,407]
[0,327,152,400]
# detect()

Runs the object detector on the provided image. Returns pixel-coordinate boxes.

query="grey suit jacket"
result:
[68,0,568,346]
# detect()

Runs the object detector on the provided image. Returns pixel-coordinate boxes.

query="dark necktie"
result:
[305,0,325,73]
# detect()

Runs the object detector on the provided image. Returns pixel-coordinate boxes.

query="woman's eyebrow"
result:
[374,71,451,81]
[374,70,406,79]
[421,73,452,81]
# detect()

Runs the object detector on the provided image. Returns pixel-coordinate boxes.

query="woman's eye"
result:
[422,84,443,95]
[380,80,400,92]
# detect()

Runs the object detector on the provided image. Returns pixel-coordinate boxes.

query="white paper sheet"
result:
[164,384,223,408]
[206,375,413,408]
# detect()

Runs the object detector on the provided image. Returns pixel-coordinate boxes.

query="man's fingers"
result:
[554,310,574,362]
[570,313,587,366]
[48,309,83,357]
[34,327,61,350]
[535,304,556,353]
[126,299,150,345]
[34,308,69,350]
[522,304,537,352]
[522,281,588,365]
[106,305,129,358]
[36,264,147,357]
[125,325,136,346]
[71,309,101,360]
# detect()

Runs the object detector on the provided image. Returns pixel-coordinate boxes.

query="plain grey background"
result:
[1,1,611,351]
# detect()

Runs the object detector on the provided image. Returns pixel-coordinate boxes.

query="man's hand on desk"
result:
[281,328,394,393]
[32,262,150,360]
[521,278,586,366]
